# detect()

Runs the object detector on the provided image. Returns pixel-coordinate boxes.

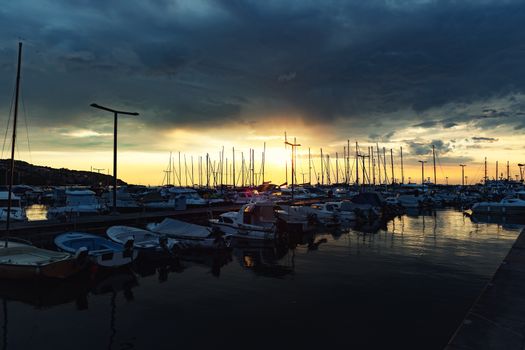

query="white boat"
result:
[0,191,26,222]
[106,225,180,257]
[471,197,525,215]
[301,203,341,225]
[47,190,106,218]
[209,202,276,240]
[55,232,138,267]
[147,218,230,249]
[324,202,357,222]
[275,205,312,231]
[167,188,207,206]
[103,187,142,212]
[397,194,423,208]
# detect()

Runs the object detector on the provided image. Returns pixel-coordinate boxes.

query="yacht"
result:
[471,197,525,215]
[210,202,276,240]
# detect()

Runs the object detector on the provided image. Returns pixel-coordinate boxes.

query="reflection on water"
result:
[24,204,48,221]
[0,209,521,350]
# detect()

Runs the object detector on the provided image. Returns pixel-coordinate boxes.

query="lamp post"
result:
[90,103,139,214]
[285,138,301,201]
[459,164,466,186]
[418,160,427,189]
[519,163,524,182]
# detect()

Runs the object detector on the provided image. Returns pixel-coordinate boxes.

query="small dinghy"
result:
[146,218,230,249]
[54,232,138,268]
[0,241,88,280]
[106,226,180,258]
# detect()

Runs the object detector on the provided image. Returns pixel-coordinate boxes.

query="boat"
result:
[102,186,142,212]
[106,225,180,257]
[47,189,106,218]
[0,244,88,280]
[147,218,230,249]
[54,232,138,267]
[0,191,27,222]
[300,203,341,225]
[209,202,276,240]
[471,197,525,215]
[0,43,88,280]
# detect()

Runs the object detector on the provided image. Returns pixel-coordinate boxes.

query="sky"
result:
[1,0,525,185]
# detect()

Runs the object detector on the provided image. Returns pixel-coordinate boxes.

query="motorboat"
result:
[471,197,525,215]
[209,202,276,240]
[107,225,180,257]
[47,190,106,218]
[147,218,230,249]
[300,203,340,225]
[103,186,142,212]
[0,191,26,222]
[54,232,138,267]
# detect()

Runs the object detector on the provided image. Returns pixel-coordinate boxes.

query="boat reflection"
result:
[179,250,233,277]
[233,239,295,278]
[469,213,525,227]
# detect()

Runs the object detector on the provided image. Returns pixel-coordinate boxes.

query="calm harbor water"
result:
[1,209,521,349]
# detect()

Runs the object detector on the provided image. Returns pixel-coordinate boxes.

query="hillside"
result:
[0,159,127,186]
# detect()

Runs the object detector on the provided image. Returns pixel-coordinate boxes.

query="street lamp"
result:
[418,160,427,189]
[285,137,301,201]
[459,164,466,186]
[90,103,139,214]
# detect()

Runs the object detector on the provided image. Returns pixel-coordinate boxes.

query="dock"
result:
[0,204,240,244]
[446,227,525,349]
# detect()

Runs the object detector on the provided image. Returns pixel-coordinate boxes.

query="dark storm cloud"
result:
[406,139,453,156]
[1,0,525,131]
[471,137,498,143]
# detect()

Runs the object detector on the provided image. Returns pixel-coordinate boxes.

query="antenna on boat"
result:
[4,42,22,247]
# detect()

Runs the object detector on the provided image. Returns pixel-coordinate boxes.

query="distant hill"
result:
[0,159,127,186]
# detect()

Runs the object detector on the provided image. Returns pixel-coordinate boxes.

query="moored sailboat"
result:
[0,43,88,280]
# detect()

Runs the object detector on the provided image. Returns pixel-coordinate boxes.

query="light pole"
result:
[285,138,301,201]
[518,163,524,182]
[459,164,466,186]
[418,160,427,189]
[90,103,139,214]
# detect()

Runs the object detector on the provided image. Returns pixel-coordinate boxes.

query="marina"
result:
[1,1,524,348]
[0,209,521,349]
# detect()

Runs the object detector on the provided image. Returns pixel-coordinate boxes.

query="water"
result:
[0,209,521,350]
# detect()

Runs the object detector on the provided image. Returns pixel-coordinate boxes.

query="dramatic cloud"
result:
[471,137,498,143]
[0,0,524,132]
[0,0,524,184]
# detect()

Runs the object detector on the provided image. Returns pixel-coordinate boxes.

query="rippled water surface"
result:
[1,209,521,350]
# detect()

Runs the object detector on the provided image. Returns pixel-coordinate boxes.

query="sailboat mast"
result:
[390,148,394,185]
[432,144,437,185]
[355,142,359,186]
[377,143,381,185]
[5,42,22,244]
[308,147,311,184]
[400,146,404,184]
[320,148,324,185]
[484,157,487,184]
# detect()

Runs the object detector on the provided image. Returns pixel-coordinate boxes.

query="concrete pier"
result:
[0,205,240,243]
[446,227,525,349]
